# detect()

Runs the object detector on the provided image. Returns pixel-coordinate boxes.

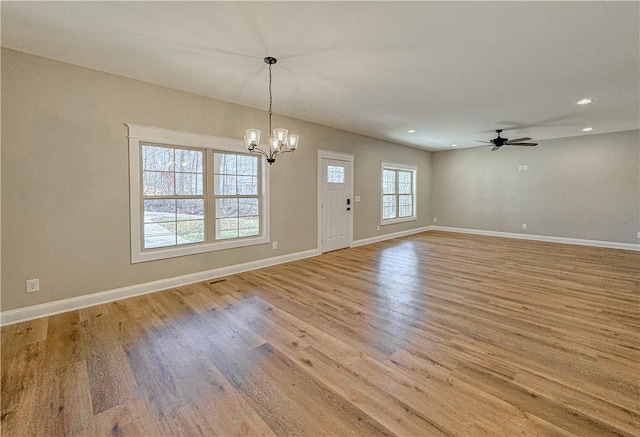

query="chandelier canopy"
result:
[244,57,299,165]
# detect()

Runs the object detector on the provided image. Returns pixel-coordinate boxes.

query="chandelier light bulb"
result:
[244,129,261,150]
[273,128,288,143]
[287,134,299,151]
[271,137,282,152]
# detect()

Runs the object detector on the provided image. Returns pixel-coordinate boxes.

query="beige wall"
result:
[431,130,640,243]
[1,49,432,311]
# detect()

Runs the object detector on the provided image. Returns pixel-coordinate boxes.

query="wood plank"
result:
[0,341,47,436]
[93,400,161,437]
[79,305,140,415]
[45,311,85,370]
[37,360,96,436]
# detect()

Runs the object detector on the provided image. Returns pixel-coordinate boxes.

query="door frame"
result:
[317,149,355,253]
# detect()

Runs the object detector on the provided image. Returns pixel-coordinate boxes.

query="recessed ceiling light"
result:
[407,129,416,133]
[577,98,593,105]
[451,144,458,147]
[582,127,593,132]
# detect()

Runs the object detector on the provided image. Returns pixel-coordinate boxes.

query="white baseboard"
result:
[352,226,432,247]
[0,248,320,327]
[429,226,640,251]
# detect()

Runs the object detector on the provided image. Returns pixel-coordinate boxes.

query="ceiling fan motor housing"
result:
[492,129,506,146]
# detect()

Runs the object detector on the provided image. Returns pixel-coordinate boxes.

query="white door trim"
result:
[318,150,354,253]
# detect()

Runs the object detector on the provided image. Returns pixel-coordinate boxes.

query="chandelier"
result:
[244,57,300,165]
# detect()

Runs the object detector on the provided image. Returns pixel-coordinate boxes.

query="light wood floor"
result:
[2,231,639,436]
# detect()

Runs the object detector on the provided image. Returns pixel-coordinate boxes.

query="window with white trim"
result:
[381,162,417,225]
[128,124,269,263]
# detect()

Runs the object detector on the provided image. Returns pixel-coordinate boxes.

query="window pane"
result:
[214,154,237,175]
[144,222,176,249]
[239,216,260,237]
[175,173,203,195]
[143,171,174,196]
[237,155,258,176]
[142,145,174,171]
[383,181,396,195]
[237,176,258,195]
[327,165,345,183]
[399,171,412,194]
[177,199,204,220]
[398,170,411,185]
[215,198,239,218]
[239,198,259,217]
[144,199,176,223]
[399,183,412,194]
[383,195,397,219]
[215,175,237,195]
[177,220,205,244]
[382,169,396,194]
[399,195,413,217]
[175,149,203,173]
[216,218,239,240]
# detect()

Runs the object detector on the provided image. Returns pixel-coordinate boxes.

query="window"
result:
[214,153,260,240]
[381,162,417,225]
[142,144,205,249]
[327,165,345,183]
[128,124,269,263]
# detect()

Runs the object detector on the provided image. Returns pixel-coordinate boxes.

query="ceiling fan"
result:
[477,129,538,151]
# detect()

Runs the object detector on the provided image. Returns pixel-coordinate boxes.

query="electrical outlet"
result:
[376,225,381,231]
[524,165,528,171]
[26,278,40,293]
[522,224,527,230]
[433,217,438,223]
[272,241,278,250]
[355,195,361,202]
[637,232,640,239]
[518,165,523,171]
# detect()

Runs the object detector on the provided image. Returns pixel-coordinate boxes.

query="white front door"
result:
[321,158,352,252]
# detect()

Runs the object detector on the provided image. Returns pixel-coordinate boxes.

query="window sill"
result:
[381,216,417,226]
[132,235,269,263]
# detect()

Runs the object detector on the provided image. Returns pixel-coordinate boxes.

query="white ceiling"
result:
[2,1,638,150]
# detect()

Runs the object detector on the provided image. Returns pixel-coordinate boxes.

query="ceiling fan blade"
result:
[491,145,501,151]
[509,143,538,146]
[476,140,493,144]
[506,137,531,143]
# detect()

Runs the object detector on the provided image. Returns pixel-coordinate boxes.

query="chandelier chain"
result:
[268,63,273,134]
